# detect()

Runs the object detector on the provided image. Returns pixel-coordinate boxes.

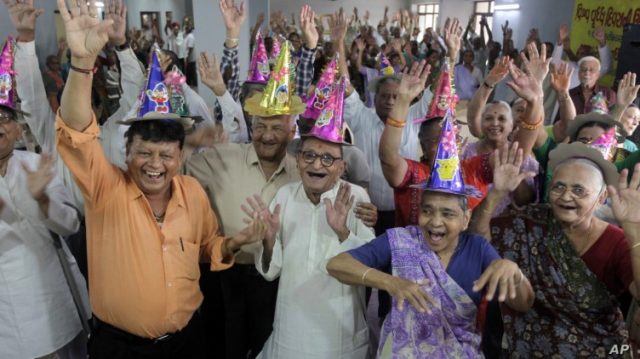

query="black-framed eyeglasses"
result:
[300,150,342,167]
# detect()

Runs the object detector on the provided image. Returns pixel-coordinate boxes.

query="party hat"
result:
[302,57,337,119]
[379,53,395,76]
[589,127,617,160]
[422,61,458,121]
[137,50,172,116]
[270,35,281,62]
[304,76,349,145]
[0,37,26,116]
[589,92,609,115]
[244,40,306,117]
[246,32,270,84]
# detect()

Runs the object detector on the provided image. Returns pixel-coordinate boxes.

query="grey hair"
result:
[421,191,469,211]
[577,56,601,69]
[554,158,605,189]
[372,76,401,94]
[481,101,513,122]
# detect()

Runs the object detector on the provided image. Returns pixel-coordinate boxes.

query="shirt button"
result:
[167,282,172,287]
[162,245,167,251]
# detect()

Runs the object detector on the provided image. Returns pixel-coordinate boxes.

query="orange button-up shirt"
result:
[56,114,233,338]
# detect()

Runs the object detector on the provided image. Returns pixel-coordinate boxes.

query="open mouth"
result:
[487,127,502,136]
[427,229,446,242]
[557,203,577,211]
[307,171,327,179]
[143,170,165,181]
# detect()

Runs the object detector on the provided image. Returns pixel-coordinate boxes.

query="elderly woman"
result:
[620,104,639,152]
[472,142,640,357]
[327,137,534,358]
[464,56,538,215]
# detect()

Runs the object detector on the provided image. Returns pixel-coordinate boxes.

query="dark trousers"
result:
[88,312,205,359]
[186,61,197,86]
[199,267,226,357]
[220,263,279,359]
[371,210,395,319]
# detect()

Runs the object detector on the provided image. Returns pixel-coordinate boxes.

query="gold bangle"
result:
[386,118,406,128]
[361,268,374,285]
[519,119,543,131]
[631,242,640,250]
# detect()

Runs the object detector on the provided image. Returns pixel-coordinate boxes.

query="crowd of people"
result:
[2,0,640,358]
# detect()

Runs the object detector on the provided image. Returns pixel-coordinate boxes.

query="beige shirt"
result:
[185,143,299,263]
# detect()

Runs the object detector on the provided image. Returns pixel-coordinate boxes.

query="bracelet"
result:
[514,269,524,287]
[483,81,494,89]
[70,64,96,75]
[519,118,543,131]
[225,38,239,47]
[386,118,406,128]
[361,268,374,285]
[631,242,640,250]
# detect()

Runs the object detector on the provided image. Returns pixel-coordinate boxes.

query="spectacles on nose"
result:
[300,150,342,167]
[0,112,15,124]
[549,183,593,199]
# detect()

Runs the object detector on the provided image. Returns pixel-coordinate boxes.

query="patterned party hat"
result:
[0,37,26,115]
[302,56,337,119]
[137,50,172,117]
[589,92,609,115]
[246,32,270,84]
[244,40,305,117]
[270,35,281,62]
[304,75,349,144]
[379,53,395,76]
[589,127,617,161]
[421,61,458,121]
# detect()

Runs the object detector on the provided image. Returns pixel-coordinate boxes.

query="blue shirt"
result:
[348,230,500,306]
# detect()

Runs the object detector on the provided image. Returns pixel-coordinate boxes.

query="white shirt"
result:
[343,88,433,210]
[255,180,374,359]
[0,150,88,359]
[15,41,145,212]
[184,33,195,63]
[165,31,185,59]
[216,90,248,143]
[550,44,612,89]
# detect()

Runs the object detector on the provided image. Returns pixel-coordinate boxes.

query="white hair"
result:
[554,158,605,189]
[577,56,601,69]
[481,101,513,122]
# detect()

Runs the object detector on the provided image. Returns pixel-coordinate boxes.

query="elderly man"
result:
[54,1,265,358]
[244,79,375,358]
[564,56,616,117]
[0,35,86,359]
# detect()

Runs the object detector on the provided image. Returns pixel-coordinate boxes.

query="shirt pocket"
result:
[172,239,201,281]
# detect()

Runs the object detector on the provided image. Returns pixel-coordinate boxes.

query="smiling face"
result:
[481,102,513,143]
[297,137,344,200]
[549,160,605,225]
[419,191,470,254]
[621,106,640,135]
[578,59,600,88]
[126,136,183,196]
[252,115,295,163]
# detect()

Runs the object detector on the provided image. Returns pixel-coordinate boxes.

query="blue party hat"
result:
[138,50,172,116]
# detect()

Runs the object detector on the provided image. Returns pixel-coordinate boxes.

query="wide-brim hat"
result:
[0,103,29,117]
[118,111,200,130]
[548,142,619,186]
[244,92,306,117]
[567,113,627,143]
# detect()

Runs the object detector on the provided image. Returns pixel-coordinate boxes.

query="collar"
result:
[295,179,343,205]
[125,174,186,209]
[246,143,294,177]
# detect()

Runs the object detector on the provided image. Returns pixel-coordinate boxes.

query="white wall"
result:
[492,0,575,51]
[249,0,269,33]
[124,0,188,32]
[436,0,473,30]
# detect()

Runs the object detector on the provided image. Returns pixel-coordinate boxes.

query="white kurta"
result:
[255,180,375,359]
[0,150,87,359]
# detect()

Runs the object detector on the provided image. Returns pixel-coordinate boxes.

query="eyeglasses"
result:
[300,150,342,167]
[549,183,595,199]
[0,112,15,124]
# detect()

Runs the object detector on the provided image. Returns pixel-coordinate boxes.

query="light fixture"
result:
[495,4,520,11]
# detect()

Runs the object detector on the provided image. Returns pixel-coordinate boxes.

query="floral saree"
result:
[491,204,628,358]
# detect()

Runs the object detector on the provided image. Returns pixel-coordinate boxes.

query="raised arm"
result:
[57,0,113,131]
[611,72,640,124]
[380,61,431,187]
[550,62,576,141]
[467,56,511,138]
[593,27,612,76]
[296,5,319,97]
[219,0,245,100]
[330,9,354,96]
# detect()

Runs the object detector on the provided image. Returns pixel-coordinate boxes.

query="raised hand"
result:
[57,0,113,63]
[21,153,54,202]
[485,56,512,87]
[324,182,355,241]
[593,27,606,46]
[197,52,225,95]
[354,202,377,227]
[506,63,542,102]
[354,38,365,53]
[233,213,268,246]
[550,61,573,93]
[501,20,512,40]
[397,60,431,104]
[329,8,348,43]
[443,17,463,61]
[299,5,318,49]
[105,0,127,46]
[385,276,435,313]
[491,142,536,194]
[219,0,246,39]
[616,72,640,108]
[3,0,44,41]
[526,28,539,44]
[520,42,551,84]
[609,164,640,226]
[558,24,569,44]
[473,259,523,301]
[241,194,281,242]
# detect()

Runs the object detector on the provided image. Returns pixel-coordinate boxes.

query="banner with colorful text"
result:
[571,0,640,86]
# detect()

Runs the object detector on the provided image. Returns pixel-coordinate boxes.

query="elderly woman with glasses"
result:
[472,142,640,357]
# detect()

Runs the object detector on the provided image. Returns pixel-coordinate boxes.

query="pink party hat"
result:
[589,92,609,115]
[270,35,281,62]
[0,36,21,114]
[247,32,270,84]
[590,127,617,160]
[379,53,395,76]
[305,75,348,144]
[302,57,337,119]
[423,61,458,121]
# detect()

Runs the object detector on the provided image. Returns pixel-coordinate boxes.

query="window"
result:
[472,1,495,36]
[416,3,439,40]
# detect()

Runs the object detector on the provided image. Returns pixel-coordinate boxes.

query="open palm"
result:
[57,0,112,59]
[492,142,535,193]
[21,153,54,201]
[550,62,572,93]
[3,0,43,35]
[325,183,354,235]
[520,42,550,83]
[443,17,462,59]
[219,0,245,37]
[105,0,127,45]
[398,60,431,103]
[299,5,318,49]
[506,63,542,102]
[241,194,281,242]
[197,52,224,90]
[609,165,640,225]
